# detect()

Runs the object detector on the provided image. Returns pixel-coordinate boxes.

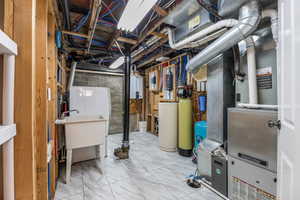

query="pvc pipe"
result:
[195,179,230,200]
[132,28,168,57]
[168,19,238,50]
[2,55,15,200]
[262,9,278,44]
[184,28,228,48]
[246,37,258,104]
[68,61,77,91]
[237,103,278,110]
[75,69,124,76]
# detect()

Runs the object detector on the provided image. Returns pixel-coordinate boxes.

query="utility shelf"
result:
[0,124,16,145]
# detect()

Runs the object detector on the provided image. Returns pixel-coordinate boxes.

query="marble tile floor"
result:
[54,132,221,200]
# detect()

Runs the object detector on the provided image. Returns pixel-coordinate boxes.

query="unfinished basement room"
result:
[0,0,299,199]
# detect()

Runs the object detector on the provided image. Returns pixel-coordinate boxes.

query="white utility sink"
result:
[55,115,105,125]
[56,115,107,184]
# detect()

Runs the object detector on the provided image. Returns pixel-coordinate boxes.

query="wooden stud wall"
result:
[144,54,189,135]
[10,0,60,199]
[13,0,38,199]
[47,9,58,196]
[35,0,49,199]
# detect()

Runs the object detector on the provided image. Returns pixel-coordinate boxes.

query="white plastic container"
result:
[159,102,178,152]
[197,139,221,178]
[139,121,147,132]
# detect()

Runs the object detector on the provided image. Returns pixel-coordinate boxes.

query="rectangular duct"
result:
[207,50,235,144]
[164,0,215,43]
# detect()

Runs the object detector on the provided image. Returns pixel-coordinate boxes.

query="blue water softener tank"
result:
[194,121,207,150]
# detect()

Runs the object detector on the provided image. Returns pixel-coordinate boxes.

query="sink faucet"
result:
[61,109,79,118]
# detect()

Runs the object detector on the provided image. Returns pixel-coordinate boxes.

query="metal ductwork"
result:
[218,0,249,17]
[187,0,261,74]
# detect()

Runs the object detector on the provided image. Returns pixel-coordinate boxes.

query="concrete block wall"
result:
[73,72,138,134]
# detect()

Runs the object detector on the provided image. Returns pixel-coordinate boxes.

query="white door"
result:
[277,0,300,199]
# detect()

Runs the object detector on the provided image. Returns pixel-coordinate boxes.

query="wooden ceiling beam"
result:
[49,0,62,28]
[62,30,89,38]
[108,29,121,50]
[153,5,168,17]
[86,0,102,52]
[137,48,176,69]
[132,37,168,63]
[131,16,166,51]
[117,36,137,45]
[150,31,168,38]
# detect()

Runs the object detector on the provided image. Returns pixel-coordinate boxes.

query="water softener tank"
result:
[178,98,193,156]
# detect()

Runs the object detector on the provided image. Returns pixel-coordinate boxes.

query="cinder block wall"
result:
[73,72,138,134]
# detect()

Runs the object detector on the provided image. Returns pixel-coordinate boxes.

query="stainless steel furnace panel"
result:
[228,108,278,172]
[228,156,277,200]
[207,52,235,144]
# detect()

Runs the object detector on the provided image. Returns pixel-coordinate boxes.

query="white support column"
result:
[2,54,15,200]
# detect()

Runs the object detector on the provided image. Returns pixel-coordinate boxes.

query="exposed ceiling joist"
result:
[108,30,121,49]
[133,37,168,63]
[86,0,102,52]
[49,0,62,28]
[117,36,137,45]
[151,31,168,38]
[62,30,89,38]
[137,48,176,69]
[153,5,168,17]
[131,16,166,51]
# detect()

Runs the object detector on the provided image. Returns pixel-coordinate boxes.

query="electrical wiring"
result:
[101,1,119,23]
[114,40,125,56]
[139,9,156,34]
[73,11,91,32]
[101,1,114,16]
[100,1,123,19]
[71,35,107,47]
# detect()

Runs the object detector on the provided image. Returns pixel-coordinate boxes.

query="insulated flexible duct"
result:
[187,0,261,74]
[168,19,238,50]
[262,9,278,44]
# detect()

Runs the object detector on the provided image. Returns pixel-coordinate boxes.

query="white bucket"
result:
[139,121,147,132]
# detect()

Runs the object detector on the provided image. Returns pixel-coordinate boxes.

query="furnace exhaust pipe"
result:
[68,61,77,91]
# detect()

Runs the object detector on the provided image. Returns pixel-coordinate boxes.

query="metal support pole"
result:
[114,49,131,159]
[122,53,131,147]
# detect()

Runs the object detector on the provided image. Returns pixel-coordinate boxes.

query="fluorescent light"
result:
[118,0,158,32]
[109,56,125,69]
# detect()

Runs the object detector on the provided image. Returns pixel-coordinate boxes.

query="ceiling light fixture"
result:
[109,56,125,69]
[117,0,159,32]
